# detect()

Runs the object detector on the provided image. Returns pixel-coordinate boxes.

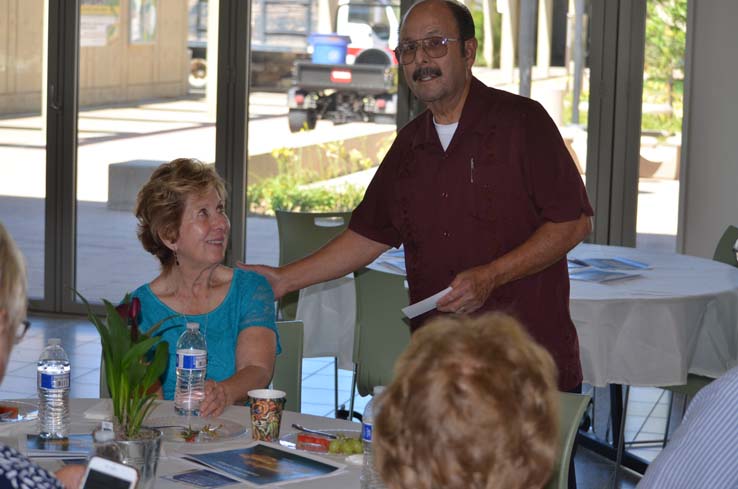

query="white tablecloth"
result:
[296,243,738,387]
[0,399,362,489]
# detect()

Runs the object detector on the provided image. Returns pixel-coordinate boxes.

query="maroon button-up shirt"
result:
[350,77,593,390]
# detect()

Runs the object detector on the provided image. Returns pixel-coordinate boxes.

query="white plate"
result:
[0,400,38,423]
[279,428,361,456]
[143,416,247,443]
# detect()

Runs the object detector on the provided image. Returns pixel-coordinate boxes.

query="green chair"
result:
[712,225,738,266]
[275,210,353,321]
[271,320,304,413]
[348,268,411,418]
[545,393,591,489]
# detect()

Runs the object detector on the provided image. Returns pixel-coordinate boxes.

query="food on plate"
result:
[296,433,331,452]
[328,435,362,455]
[180,423,222,442]
[0,405,19,420]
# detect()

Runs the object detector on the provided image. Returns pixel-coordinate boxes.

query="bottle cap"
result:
[186,322,200,331]
[48,338,61,346]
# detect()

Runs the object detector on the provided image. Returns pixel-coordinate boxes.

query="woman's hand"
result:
[55,464,85,489]
[200,379,231,418]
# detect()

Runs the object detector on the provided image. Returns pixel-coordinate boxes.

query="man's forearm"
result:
[281,229,390,294]
[490,213,592,287]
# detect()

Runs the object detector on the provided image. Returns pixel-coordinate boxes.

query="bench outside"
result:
[107,159,166,211]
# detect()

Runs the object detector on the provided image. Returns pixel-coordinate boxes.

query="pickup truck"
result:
[287,48,398,132]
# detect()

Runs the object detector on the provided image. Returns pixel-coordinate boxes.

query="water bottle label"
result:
[361,422,373,443]
[177,350,207,370]
[39,372,70,389]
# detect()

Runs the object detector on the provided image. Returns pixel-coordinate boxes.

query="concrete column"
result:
[206,0,218,119]
[518,0,536,97]
[317,0,338,33]
[536,0,553,74]
[482,0,495,67]
[499,0,519,83]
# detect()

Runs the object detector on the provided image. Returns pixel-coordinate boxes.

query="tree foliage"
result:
[644,0,687,108]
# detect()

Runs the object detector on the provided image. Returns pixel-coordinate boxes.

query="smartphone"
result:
[81,456,139,489]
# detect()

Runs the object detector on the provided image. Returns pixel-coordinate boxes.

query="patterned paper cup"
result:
[248,389,287,442]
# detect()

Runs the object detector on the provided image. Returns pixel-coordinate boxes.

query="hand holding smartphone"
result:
[81,456,138,489]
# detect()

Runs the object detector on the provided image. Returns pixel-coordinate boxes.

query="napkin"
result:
[402,287,452,319]
[83,399,113,420]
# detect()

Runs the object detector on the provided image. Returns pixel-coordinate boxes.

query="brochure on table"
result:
[25,433,94,457]
[568,256,650,283]
[177,441,346,487]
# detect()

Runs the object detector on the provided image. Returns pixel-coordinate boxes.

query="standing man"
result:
[242,0,592,392]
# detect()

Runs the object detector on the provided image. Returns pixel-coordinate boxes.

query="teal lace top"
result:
[131,269,280,400]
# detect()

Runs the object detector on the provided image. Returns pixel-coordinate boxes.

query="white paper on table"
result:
[402,287,452,318]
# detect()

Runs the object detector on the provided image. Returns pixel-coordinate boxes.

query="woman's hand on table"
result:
[200,380,232,418]
[55,464,85,489]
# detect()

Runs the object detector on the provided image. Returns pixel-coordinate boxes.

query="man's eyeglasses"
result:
[14,320,30,344]
[394,36,462,65]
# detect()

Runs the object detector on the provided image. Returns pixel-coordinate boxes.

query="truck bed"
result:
[293,61,396,95]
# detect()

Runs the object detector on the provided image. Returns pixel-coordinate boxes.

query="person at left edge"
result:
[130,158,280,418]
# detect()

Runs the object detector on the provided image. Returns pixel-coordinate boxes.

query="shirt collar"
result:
[411,76,489,150]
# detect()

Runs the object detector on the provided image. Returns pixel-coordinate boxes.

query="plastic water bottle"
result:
[37,338,70,439]
[174,322,207,416]
[361,386,386,489]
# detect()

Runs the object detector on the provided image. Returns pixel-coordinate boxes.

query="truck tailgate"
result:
[293,61,395,95]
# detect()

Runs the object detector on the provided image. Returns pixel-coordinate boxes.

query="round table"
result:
[0,399,362,489]
[297,243,738,386]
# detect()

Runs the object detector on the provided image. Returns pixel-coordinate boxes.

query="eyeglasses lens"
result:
[396,37,449,65]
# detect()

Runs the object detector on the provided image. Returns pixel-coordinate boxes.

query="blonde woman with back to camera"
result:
[0,223,85,488]
[374,313,559,489]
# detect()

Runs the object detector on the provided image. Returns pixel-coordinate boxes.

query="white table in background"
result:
[296,243,738,386]
[0,399,362,489]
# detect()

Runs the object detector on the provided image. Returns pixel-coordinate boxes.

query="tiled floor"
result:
[2,315,652,488]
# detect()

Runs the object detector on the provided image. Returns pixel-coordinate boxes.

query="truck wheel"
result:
[189,58,207,89]
[288,109,317,132]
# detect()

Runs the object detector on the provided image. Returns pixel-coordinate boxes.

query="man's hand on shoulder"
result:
[237,263,287,299]
[436,264,499,315]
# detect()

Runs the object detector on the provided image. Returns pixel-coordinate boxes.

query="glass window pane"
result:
[0,0,46,300]
[636,0,687,252]
[74,0,217,303]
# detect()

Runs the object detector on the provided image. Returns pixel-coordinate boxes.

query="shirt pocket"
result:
[470,161,499,224]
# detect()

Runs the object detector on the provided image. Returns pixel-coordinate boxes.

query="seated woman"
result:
[0,223,85,488]
[374,313,559,489]
[132,158,279,417]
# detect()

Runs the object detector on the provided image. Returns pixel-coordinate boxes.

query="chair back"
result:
[275,210,353,320]
[353,268,411,397]
[713,225,738,267]
[271,320,304,412]
[545,393,591,489]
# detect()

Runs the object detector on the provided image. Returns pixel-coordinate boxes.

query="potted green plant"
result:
[74,290,170,489]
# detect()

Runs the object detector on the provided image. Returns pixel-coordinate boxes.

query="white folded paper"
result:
[83,398,113,420]
[401,287,453,319]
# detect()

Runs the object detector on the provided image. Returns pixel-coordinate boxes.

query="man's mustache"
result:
[412,67,442,81]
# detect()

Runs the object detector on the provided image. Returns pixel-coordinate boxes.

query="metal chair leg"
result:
[613,385,630,488]
[334,357,339,416]
[348,364,358,420]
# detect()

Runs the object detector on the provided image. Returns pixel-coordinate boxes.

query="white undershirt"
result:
[433,119,459,151]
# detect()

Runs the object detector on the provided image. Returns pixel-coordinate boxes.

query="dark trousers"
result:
[567,383,583,489]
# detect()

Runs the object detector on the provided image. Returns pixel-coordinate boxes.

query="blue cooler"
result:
[308,33,351,64]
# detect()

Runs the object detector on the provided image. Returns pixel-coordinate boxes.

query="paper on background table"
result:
[402,287,452,318]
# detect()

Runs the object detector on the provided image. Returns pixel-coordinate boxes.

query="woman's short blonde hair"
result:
[374,313,559,489]
[135,158,227,270]
[0,223,27,339]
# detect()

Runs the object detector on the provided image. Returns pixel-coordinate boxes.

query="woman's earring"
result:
[174,250,179,266]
